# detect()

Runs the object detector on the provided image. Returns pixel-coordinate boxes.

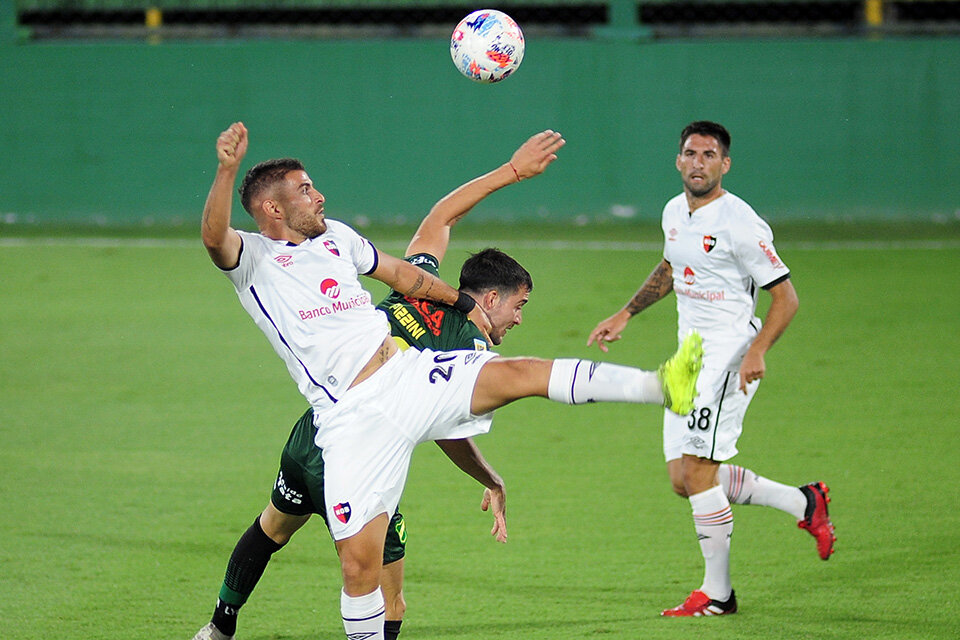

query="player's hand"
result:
[467,304,493,343]
[586,310,630,353]
[481,486,507,543]
[509,130,565,180]
[738,348,765,393]
[216,122,248,170]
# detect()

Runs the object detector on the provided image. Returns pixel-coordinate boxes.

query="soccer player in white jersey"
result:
[198,122,703,640]
[588,121,835,617]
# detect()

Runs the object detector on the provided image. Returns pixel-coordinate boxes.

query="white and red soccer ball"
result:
[450,9,525,83]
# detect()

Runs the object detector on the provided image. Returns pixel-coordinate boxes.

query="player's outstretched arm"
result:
[587,259,674,352]
[202,122,246,269]
[738,277,799,392]
[435,438,507,542]
[370,251,493,338]
[405,130,566,262]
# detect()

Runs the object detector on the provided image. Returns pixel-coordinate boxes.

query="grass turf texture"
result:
[1,225,958,639]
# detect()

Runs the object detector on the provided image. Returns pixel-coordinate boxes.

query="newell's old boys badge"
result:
[323,239,340,256]
[703,235,717,253]
[333,502,352,524]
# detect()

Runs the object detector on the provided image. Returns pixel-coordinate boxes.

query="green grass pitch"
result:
[1,222,959,639]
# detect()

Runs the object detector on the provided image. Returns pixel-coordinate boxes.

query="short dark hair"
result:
[680,121,731,157]
[238,158,305,216]
[458,248,533,295]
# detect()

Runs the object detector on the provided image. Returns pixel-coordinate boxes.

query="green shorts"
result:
[271,408,407,564]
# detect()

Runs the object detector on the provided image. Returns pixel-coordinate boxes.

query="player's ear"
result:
[260,198,282,221]
[482,289,499,310]
[722,156,731,175]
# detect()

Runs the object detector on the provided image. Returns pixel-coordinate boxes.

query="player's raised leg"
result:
[469,332,703,415]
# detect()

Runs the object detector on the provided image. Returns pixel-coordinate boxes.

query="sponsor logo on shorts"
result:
[688,436,707,449]
[274,254,294,268]
[275,471,304,505]
[703,235,717,253]
[323,240,340,256]
[334,502,352,524]
[320,278,341,299]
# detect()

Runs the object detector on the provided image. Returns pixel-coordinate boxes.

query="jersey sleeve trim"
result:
[218,233,245,273]
[362,241,380,276]
[761,272,791,290]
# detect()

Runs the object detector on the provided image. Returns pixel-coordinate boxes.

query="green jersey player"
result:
[194,130,564,640]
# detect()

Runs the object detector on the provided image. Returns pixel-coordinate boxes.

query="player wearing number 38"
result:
[588,121,835,618]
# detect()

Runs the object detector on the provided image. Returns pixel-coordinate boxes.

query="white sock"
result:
[546,359,663,405]
[719,464,807,520]
[689,485,733,601]
[340,588,385,640]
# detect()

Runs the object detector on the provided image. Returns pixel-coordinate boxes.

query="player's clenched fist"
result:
[216,122,248,170]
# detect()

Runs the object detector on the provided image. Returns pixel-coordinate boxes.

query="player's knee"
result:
[671,479,689,498]
[339,554,383,593]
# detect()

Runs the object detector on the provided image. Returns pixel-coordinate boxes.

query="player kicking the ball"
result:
[192,122,702,640]
[589,121,835,617]
[194,129,558,640]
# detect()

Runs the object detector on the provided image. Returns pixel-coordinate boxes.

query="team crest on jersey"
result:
[683,266,696,285]
[323,239,340,256]
[320,278,341,299]
[274,254,294,268]
[668,228,679,241]
[703,235,717,253]
[333,502,351,524]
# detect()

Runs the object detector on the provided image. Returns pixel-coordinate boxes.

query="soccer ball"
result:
[450,10,525,83]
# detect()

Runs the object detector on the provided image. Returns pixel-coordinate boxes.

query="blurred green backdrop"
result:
[1,4,958,227]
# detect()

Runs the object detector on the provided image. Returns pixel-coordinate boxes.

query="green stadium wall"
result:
[1,34,958,226]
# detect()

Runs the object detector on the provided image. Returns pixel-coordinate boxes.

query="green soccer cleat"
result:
[659,331,703,415]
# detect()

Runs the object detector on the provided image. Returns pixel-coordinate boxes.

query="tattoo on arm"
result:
[625,262,673,316]
[403,273,425,296]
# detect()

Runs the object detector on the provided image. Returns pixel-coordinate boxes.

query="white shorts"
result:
[313,347,499,540]
[663,366,758,462]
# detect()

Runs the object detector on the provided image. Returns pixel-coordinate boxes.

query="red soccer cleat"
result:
[798,481,836,560]
[661,589,737,617]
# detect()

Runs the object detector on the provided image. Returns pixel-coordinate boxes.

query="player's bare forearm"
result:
[588,260,673,350]
[372,252,459,305]
[750,278,799,356]
[624,260,674,316]
[405,168,512,261]
[404,130,564,261]
[202,123,246,269]
[435,438,504,490]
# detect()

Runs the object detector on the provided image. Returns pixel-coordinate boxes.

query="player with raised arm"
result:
[194,130,562,640]
[194,122,702,640]
[588,121,835,617]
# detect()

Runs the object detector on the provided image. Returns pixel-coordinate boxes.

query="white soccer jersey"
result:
[221,220,390,411]
[662,191,790,371]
